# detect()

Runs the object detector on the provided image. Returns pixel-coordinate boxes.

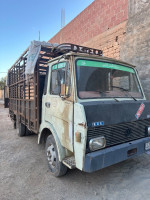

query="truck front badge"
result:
[92,121,104,127]
[135,103,145,119]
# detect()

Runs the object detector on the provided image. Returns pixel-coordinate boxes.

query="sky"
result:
[0,0,94,79]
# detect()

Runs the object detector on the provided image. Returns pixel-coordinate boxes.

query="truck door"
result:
[44,60,73,152]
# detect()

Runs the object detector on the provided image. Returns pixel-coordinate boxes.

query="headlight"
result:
[147,127,150,136]
[89,136,106,151]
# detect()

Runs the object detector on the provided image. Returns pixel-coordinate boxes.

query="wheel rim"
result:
[46,143,57,168]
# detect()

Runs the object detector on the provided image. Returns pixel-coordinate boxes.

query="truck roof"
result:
[49,51,136,69]
[8,42,135,75]
[47,43,136,69]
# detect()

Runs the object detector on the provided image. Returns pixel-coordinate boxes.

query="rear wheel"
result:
[45,135,67,177]
[18,123,26,137]
[26,127,34,136]
[13,121,16,129]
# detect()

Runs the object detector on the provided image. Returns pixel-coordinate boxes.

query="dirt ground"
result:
[1,101,150,200]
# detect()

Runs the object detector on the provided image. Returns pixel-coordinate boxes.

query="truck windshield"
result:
[76,59,143,99]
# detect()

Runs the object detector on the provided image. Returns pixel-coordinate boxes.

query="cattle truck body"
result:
[8,42,150,176]
[8,45,51,133]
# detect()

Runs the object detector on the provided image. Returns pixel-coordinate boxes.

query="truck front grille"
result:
[87,119,150,151]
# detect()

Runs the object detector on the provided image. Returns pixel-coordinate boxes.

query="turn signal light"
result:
[75,132,81,143]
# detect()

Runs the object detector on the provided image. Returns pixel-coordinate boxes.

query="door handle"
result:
[45,102,50,108]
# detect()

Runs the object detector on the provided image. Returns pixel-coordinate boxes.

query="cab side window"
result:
[50,62,66,95]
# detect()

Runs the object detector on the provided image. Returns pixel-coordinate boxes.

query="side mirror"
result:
[60,83,70,97]
[60,84,65,96]
[57,63,71,98]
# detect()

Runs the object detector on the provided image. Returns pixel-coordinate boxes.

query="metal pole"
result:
[39,31,40,41]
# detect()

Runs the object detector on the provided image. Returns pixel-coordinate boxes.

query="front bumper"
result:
[83,137,150,173]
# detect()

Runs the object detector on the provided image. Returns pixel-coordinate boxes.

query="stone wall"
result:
[120,1,150,99]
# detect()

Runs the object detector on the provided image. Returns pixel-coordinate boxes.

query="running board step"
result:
[62,156,76,169]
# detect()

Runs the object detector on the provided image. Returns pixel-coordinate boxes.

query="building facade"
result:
[49,0,150,99]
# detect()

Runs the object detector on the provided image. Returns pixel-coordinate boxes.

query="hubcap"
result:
[46,143,56,168]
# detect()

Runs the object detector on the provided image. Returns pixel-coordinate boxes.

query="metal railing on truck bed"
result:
[8,45,52,133]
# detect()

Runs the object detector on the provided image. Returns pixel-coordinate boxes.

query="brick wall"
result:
[49,0,150,99]
[83,21,126,60]
[49,0,128,47]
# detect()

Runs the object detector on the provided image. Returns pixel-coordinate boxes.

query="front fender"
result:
[38,121,66,162]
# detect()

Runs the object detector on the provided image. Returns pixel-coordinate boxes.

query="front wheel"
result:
[45,135,67,177]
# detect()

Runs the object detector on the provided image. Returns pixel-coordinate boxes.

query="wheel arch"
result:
[38,122,66,162]
[39,128,52,144]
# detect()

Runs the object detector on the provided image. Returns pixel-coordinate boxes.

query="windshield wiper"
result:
[99,90,119,102]
[99,91,109,94]
[112,86,137,101]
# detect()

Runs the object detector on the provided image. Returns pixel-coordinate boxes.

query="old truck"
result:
[8,41,150,176]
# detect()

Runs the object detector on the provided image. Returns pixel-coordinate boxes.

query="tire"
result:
[45,135,67,177]
[26,127,34,136]
[13,121,16,129]
[18,123,26,137]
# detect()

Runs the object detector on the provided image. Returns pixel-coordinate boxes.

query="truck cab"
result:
[39,47,150,176]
